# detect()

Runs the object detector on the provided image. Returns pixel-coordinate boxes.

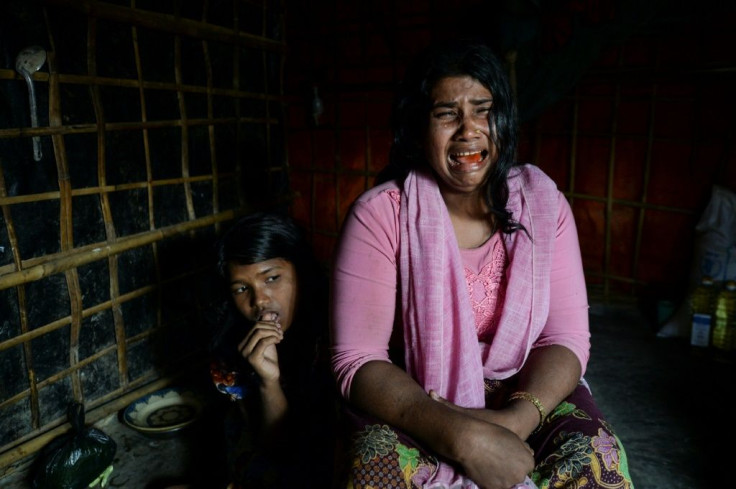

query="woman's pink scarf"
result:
[399,168,551,488]
[399,168,487,405]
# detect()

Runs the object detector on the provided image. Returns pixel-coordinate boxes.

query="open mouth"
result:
[449,149,488,168]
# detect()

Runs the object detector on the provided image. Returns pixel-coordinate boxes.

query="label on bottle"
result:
[691,313,712,347]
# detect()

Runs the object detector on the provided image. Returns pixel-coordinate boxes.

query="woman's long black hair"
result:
[208,212,327,369]
[378,40,524,234]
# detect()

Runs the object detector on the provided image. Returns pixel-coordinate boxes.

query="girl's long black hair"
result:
[378,40,524,234]
[207,212,327,372]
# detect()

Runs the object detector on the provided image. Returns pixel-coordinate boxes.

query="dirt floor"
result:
[584,301,728,489]
[1,300,726,488]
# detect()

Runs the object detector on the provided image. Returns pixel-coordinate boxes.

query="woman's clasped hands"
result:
[429,390,535,489]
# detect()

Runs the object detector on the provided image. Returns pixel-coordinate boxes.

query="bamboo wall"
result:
[0,0,287,470]
[284,1,736,309]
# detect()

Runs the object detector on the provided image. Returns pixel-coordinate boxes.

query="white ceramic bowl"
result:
[122,387,203,435]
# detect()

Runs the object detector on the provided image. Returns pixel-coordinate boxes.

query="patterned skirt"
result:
[337,381,635,489]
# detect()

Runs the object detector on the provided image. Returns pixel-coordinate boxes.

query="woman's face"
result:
[424,75,497,197]
[227,258,298,333]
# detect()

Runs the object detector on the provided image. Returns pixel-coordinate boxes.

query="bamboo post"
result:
[0,165,41,432]
[0,210,236,292]
[201,1,221,233]
[603,47,624,299]
[631,43,660,290]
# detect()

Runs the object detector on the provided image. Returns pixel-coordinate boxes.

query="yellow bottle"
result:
[690,276,716,348]
[712,280,736,360]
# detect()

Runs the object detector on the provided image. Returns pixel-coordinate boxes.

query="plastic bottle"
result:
[690,276,716,348]
[712,280,736,360]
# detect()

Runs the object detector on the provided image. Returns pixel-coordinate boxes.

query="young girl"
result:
[208,212,337,489]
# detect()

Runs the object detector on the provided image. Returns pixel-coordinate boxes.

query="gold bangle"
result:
[508,391,547,426]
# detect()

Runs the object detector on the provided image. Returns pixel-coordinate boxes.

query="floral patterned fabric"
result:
[528,382,633,489]
[339,382,634,489]
[340,410,437,489]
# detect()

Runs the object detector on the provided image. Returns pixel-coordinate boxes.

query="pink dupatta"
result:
[399,167,556,488]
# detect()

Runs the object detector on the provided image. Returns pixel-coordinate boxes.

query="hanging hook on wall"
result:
[15,46,47,162]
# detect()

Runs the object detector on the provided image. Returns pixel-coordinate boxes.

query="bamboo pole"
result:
[632,68,659,289]
[174,33,197,223]
[130,0,153,395]
[0,344,119,411]
[0,117,278,139]
[0,162,41,431]
[230,1,247,212]
[0,198,227,276]
[569,92,579,201]
[0,115,281,140]
[0,69,284,98]
[46,22,85,403]
[603,49,623,298]
[0,175,226,207]
[0,279,209,411]
[562,192,695,214]
[43,0,285,53]
[201,1,221,233]
[0,267,202,355]
[0,209,237,291]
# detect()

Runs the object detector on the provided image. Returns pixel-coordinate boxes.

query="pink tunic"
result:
[331,165,590,400]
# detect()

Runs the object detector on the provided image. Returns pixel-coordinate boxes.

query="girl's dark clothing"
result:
[209,311,338,489]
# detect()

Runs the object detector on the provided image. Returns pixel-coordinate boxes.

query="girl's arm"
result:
[238,322,288,437]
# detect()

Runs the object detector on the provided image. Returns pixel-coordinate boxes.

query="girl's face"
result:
[424,75,497,198]
[227,258,298,332]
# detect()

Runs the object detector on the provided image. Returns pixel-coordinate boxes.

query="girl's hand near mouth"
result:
[238,319,284,384]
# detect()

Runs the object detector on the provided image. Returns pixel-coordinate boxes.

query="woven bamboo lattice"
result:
[0,0,287,469]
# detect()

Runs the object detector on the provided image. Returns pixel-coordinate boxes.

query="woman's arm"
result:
[351,360,535,489]
[505,193,590,436]
[505,345,581,437]
[429,345,580,441]
[501,191,589,438]
[534,193,591,372]
[332,193,533,488]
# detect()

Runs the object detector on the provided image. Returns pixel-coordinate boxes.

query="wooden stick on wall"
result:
[174,31,197,223]
[568,92,580,202]
[45,9,85,404]
[632,42,660,290]
[201,0,221,231]
[129,0,155,391]
[0,210,237,291]
[0,165,41,432]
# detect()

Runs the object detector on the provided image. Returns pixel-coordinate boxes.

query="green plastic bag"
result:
[32,402,116,489]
